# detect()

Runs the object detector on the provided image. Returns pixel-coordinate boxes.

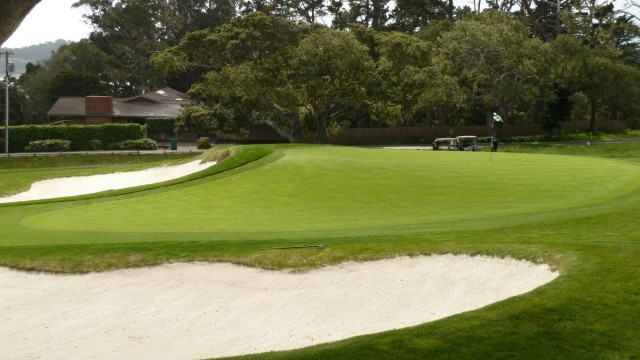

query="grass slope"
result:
[0,153,196,197]
[1,143,640,359]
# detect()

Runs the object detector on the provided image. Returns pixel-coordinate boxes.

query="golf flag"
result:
[492,112,503,123]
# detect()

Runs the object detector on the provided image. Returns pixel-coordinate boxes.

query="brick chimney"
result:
[85,96,113,124]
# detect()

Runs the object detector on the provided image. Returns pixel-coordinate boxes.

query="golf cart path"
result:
[0,160,216,203]
[1,256,558,360]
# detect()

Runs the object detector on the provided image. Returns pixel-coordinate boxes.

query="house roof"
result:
[125,88,191,105]
[47,88,193,118]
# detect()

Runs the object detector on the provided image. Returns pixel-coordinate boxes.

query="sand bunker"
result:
[0,255,558,359]
[0,160,216,203]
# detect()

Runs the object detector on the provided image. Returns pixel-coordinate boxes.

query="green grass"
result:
[1,143,640,358]
[0,153,196,196]
[499,141,640,158]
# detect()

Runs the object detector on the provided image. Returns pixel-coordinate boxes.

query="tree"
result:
[154,13,309,141]
[73,0,237,92]
[514,0,567,41]
[291,28,375,141]
[0,77,30,125]
[351,26,463,127]
[155,13,374,142]
[175,104,230,136]
[436,10,547,124]
[329,0,390,30]
[388,0,449,33]
[15,63,52,123]
[550,34,640,132]
[17,41,123,122]
[48,71,108,98]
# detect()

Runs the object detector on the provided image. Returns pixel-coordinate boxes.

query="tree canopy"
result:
[6,0,640,135]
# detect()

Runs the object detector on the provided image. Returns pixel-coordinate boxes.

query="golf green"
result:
[17,146,640,240]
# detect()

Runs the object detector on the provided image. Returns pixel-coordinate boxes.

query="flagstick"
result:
[490,118,494,162]
[490,137,493,162]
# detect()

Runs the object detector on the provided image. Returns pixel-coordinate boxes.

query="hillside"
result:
[1,39,70,76]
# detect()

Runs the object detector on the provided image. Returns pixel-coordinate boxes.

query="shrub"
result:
[197,137,212,149]
[107,138,158,150]
[25,139,71,152]
[90,140,102,150]
[477,135,549,143]
[9,124,144,152]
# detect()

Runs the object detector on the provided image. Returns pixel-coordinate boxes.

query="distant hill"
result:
[1,39,70,76]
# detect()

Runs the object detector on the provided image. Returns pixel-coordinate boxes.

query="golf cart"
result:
[455,135,479,151]
[432,137,457,150]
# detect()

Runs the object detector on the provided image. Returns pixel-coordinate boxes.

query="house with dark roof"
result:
[47,88,195,125]
[47,87,292,144]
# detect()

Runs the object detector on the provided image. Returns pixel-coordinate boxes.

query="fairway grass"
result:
[1,144,640,359]
[7,146,640,243]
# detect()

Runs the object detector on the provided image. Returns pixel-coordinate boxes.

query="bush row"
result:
[107,139,158,150]
[25,139,71,152]
[3,124,145,152]
[476,135,549,143]
[21,138,157,152]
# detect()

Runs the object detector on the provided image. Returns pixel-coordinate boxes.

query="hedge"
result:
[4,124,145,152]
[146,117,176,133]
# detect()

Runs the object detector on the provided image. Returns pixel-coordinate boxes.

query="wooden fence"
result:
[302,120,627,145]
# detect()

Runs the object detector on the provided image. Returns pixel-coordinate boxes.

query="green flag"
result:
[492,112,503,123]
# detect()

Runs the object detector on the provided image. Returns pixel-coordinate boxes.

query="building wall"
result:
[85,117,113,125]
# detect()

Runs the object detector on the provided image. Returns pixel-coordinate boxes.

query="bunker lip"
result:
[0,255,559,360]
[0,160,216,203]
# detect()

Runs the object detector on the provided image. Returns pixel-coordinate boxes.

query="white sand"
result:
[0,160,216,203]
[0,161,559,359]
[0,256,558,360]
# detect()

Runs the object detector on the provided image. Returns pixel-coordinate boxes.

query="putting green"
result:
[19,146,640,239]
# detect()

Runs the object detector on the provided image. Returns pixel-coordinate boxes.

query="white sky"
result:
[2,0,637,49]
[1,0,92,48]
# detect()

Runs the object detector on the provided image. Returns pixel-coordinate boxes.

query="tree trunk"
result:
[0,0,42,45]
[289,106,302,143]
[371,0,381,30]
[447,0,454,20]
[589,97,597,133]
[314,109,328,143]
[486,110,493,127]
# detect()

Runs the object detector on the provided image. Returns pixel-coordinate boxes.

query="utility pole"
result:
[3,51,12,154]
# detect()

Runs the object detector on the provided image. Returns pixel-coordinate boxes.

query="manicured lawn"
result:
[1,143,640,359]
[0,153,196,197]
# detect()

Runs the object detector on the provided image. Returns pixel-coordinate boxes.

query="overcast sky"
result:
[3,0,638,49]
[1,0,92,48]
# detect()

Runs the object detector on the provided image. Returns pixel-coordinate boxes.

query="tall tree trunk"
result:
[371,0,381,29]
[289,106,302,143]
[589,97,597,133]
[486,110,493,127]
[314,109,328,143]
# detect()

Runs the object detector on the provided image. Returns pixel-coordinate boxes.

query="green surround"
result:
[3,146,639,245]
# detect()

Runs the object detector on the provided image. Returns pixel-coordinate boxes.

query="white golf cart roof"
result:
[433,137,456,143]
[455,135,477,141]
